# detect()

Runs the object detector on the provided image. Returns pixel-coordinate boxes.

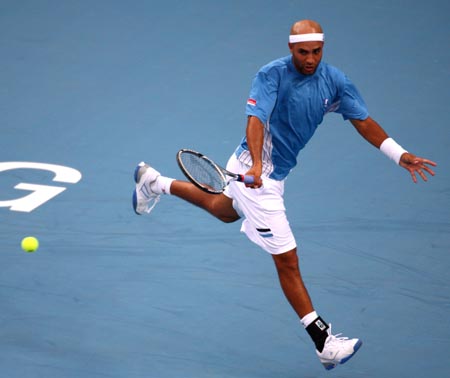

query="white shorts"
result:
[223,154,296,255]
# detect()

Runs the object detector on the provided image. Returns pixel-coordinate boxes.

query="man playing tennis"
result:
[133,20,437,370]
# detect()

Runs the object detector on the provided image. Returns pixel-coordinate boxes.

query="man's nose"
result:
[306,54,315,64]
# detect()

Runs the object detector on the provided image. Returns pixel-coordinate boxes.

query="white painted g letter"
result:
[0,162,82,212]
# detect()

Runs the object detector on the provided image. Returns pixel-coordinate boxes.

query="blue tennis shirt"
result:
[235,56,369,180]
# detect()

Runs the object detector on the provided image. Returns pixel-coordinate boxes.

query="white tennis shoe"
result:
[133,162,161,215]
[316,325,362,370]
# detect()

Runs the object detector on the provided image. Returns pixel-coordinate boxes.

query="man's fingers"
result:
[418,169,428,181]
[245,179,263,189]
[422,165,435,177]
[403,156,436,183]
[423,159,437,167]
[414,158,437,167]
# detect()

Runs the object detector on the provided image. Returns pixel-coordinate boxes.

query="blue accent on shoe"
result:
[132,190,139,215]
[134,165,141,183]
[340,339,363,365]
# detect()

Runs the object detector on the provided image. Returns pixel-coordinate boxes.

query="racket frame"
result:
[177,149,252,194]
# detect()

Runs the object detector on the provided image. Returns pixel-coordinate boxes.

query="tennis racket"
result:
[176,149,255,194]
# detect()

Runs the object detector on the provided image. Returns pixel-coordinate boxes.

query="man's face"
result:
[289,41,324,75]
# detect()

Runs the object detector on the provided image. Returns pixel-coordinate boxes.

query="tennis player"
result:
[133,20,436,370]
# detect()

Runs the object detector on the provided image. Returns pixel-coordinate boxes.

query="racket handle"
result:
[239,175,255,184]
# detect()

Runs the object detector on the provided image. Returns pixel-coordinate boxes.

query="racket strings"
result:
[180,153,225,192]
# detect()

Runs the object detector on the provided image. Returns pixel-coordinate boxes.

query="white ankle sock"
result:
[301,311,318,328]
[153,176,175,195]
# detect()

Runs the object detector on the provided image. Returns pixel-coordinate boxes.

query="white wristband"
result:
[379,137,407,165]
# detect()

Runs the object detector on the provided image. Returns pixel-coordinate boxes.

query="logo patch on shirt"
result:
[323,99,340,114]
[247,98,257,106]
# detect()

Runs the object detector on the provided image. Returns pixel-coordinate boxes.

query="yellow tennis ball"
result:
[21,236,39,252]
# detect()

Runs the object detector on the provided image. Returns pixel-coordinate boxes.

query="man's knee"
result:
[272,249,299,271]
[209,195,240,223]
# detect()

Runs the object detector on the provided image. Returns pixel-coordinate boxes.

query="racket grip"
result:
[241,175,255,184]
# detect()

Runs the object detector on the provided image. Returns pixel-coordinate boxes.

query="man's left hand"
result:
[399,153,437,183]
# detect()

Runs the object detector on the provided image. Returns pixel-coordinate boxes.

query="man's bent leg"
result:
[170,180,240,223]
[133,162,240,222]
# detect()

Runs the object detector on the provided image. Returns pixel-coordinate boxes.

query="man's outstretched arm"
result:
[350,117,437,183]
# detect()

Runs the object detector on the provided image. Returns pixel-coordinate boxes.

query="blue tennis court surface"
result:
[1,1,449,377]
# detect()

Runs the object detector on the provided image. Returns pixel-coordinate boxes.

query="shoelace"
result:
[325,325,350,346]
[328,333,350,344]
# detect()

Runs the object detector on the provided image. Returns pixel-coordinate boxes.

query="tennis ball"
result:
[21,236,39,252]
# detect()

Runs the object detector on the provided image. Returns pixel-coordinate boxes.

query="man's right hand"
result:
[245,165,263,189]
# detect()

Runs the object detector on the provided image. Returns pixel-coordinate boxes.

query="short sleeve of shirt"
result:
[245,69,279,124]
[335,76,369,121]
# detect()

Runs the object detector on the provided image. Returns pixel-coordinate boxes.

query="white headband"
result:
[289,33,324,43]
